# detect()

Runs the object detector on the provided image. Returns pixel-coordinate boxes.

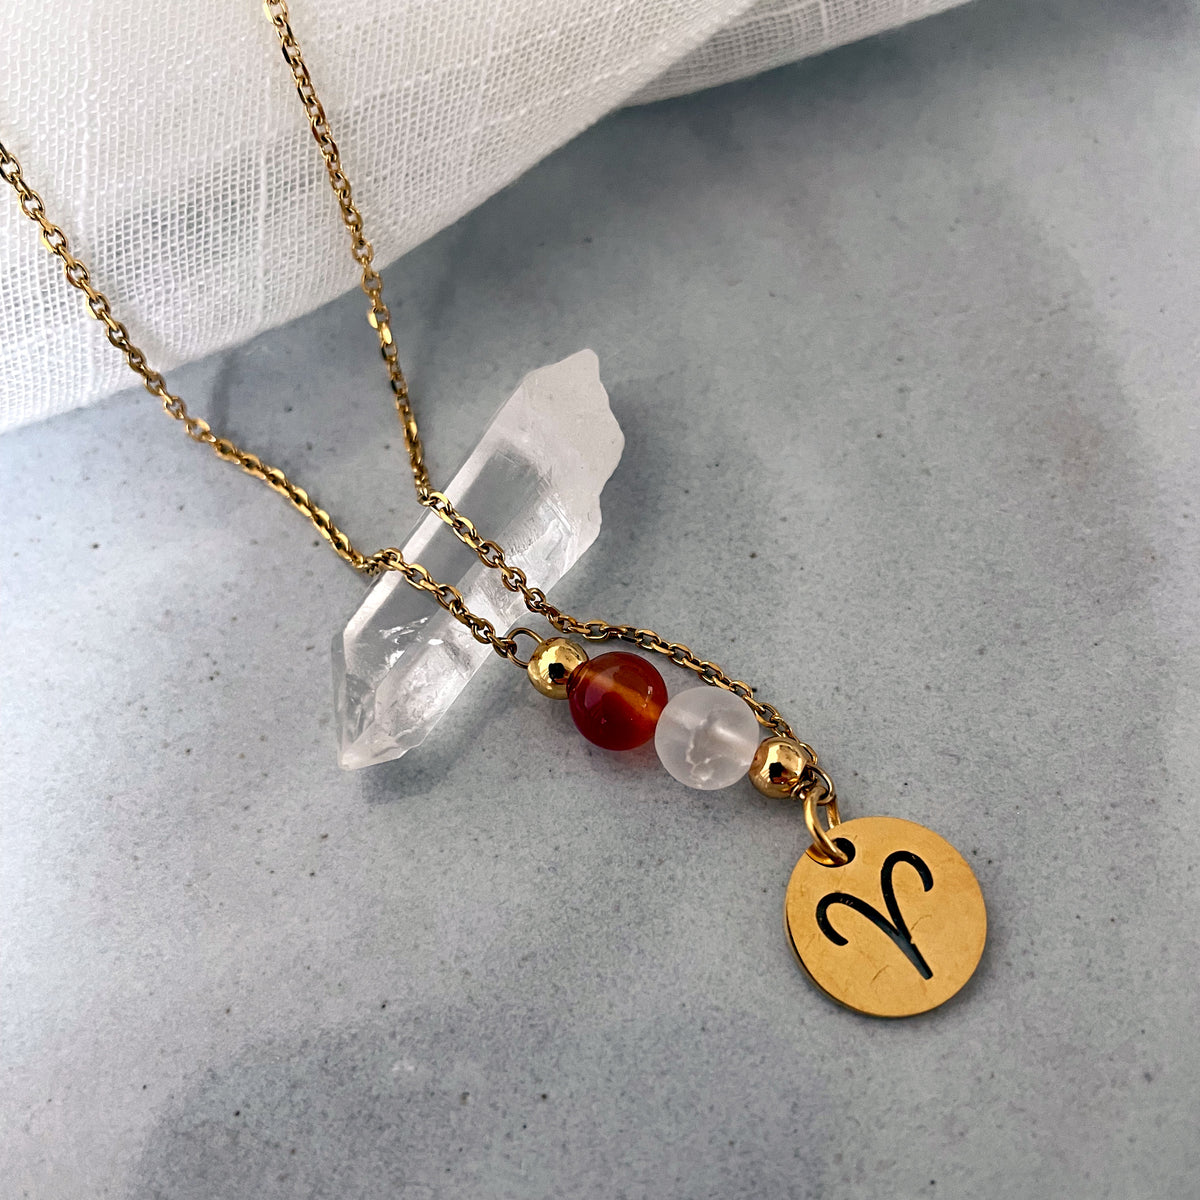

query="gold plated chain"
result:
[0,1,799,747]
[2,7,1002,1017]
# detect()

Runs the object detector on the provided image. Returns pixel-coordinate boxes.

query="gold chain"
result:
[0,0,802,746]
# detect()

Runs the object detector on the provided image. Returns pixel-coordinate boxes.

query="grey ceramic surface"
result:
[3,1,1199,1196]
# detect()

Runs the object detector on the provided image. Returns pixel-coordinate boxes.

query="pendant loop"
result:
[800,782,847,865]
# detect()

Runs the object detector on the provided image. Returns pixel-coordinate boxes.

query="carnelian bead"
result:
[566,651,667,751]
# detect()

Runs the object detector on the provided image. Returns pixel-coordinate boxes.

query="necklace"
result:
[0,0,986,1018]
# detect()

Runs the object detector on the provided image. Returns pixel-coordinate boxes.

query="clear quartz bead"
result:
[654,685,761,790]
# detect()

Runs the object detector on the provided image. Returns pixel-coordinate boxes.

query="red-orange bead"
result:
[567,651,667,751]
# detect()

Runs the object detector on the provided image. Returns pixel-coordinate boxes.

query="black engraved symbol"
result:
[815,849,935,979]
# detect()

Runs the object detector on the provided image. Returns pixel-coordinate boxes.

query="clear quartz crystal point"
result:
[332,349,624,769]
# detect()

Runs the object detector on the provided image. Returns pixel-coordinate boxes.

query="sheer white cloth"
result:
[0,0,962,433]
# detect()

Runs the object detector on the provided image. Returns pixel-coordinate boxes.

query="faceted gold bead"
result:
[527,636,589,699]
[748,736,814,798]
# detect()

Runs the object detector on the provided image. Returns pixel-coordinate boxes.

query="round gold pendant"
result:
[784,816,986,1017]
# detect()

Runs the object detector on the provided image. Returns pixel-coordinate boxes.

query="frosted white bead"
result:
[654,686,761,790]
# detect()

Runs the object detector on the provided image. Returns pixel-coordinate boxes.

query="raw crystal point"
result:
[332,350,624,769]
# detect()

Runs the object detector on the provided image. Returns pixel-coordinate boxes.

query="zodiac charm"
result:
[785,815,986,1017]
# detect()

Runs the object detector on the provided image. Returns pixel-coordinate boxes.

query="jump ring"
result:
[505,626,542,668]
[806,763,837,808]
[801,784,847,866]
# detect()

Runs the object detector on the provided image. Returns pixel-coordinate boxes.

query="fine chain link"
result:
[0,6,804,748]
[262,1,801,744]
[0,139,523,666]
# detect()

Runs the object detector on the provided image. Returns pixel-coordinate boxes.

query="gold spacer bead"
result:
[748,736,814,799]
[527,636,589,700]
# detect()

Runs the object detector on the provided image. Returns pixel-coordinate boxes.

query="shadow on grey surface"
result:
[131,1000,830,1200]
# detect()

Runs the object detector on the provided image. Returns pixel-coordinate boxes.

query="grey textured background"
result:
[3,1,1199,1197]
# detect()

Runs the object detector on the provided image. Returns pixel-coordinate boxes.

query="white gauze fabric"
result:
[0,0,964,434]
